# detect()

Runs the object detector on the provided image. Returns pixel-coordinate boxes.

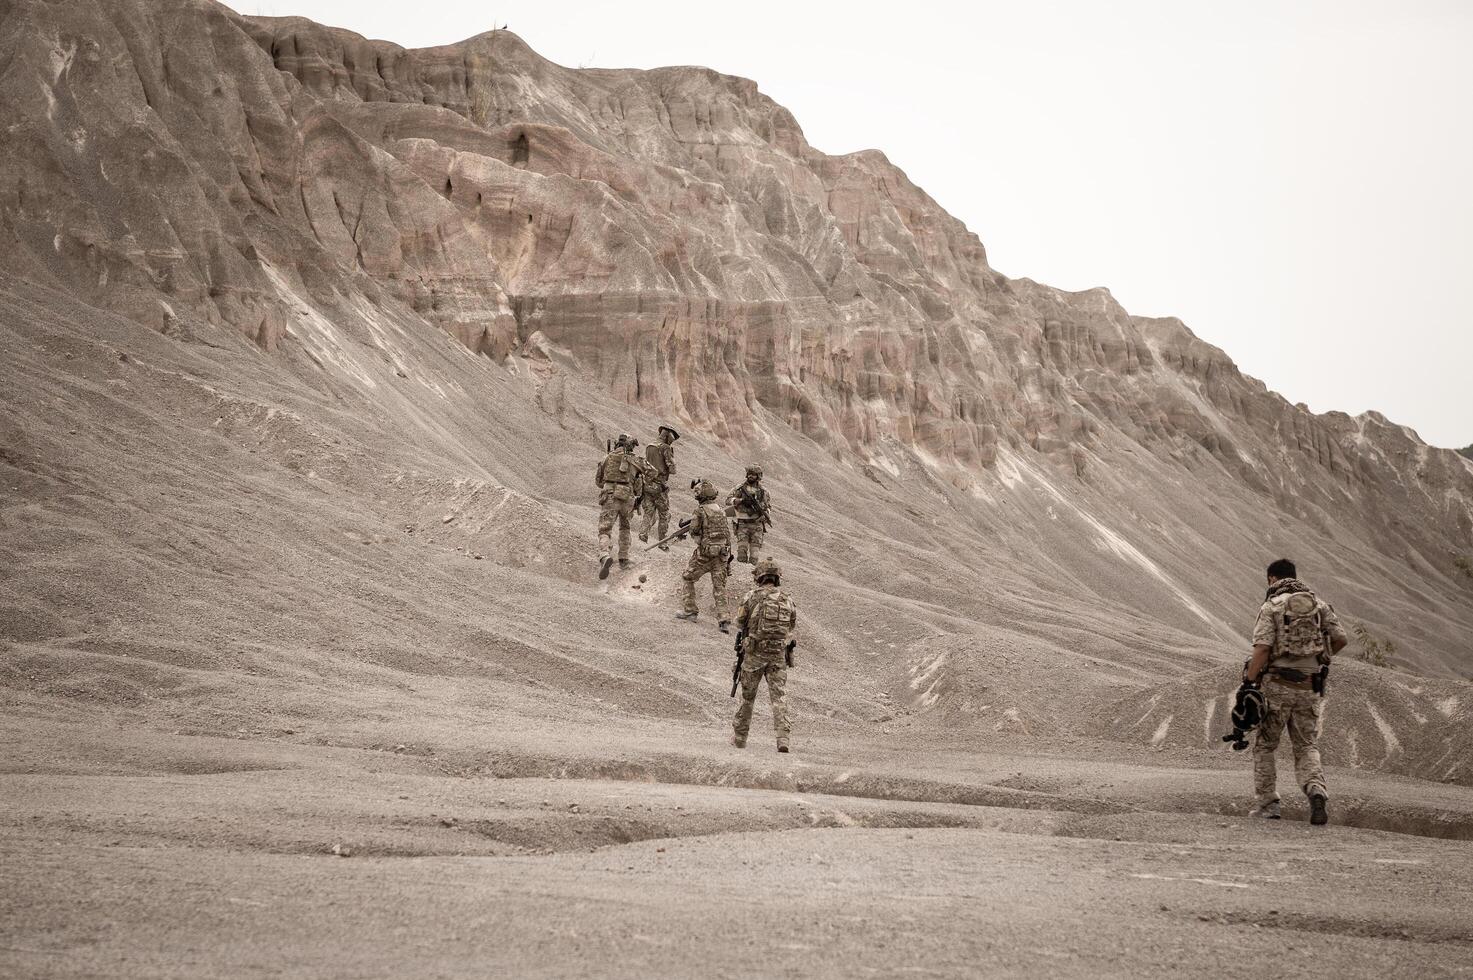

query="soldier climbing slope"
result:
[1242,558,1348,825]
[731,558,798,753]
[674,480,732,632]
[639,424,679,548]
[726,464,772,564]
[594,434,645,580]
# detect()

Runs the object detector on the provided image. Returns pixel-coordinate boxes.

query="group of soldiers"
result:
[593,429,1355,821]
[595,427,792,752]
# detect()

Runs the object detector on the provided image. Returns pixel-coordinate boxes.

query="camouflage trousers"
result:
[733,521,765,563]
[1253,685,1327,803]
[681,549,731,621]
[734,657,790,746]
[640,483,670,542]
[597,488,637,561]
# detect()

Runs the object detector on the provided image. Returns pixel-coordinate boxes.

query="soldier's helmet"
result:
[745,464,763,478]
[615,433,631,448]
[694,479,719,502]
[753,558,781,584]
[659,424,680,441]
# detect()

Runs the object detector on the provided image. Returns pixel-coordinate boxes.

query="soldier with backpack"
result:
[594,435,645,580]
[639,425,679,548]
[1242,558,1348,824]
[674,480,733,631]
[731,558,799,753]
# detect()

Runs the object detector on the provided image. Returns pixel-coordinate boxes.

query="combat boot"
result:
[777,743,789,753]
[674,611,698,622]
[619,559,633,570]
[1309,792,1329,826]
[731,734,746,748]
[718,620,731,634]
[1249,800,1281,820]
[638,531,648,543]
[657,542,669,552]
[598,556,613,580]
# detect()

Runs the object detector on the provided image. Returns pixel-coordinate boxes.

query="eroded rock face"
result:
[1,0,1470,665]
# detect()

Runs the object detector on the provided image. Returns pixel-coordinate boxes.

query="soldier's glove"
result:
[784,639,796,669]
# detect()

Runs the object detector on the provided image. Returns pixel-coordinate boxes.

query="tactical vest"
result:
[1270,591,1326,664]
[697,502,730,556]
[747,587,796,650]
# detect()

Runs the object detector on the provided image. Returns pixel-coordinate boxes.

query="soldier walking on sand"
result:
[1243,558,1347,825]
[674,480,732,631]
[732,558,798,753]
[727,464,771,564]
[594,434,644,580]
[639,424,679,548]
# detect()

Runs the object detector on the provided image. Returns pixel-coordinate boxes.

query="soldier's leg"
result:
[1286,691,1327,799]
[733,524,750,564]
[733,666,761,744]
[639,496,654,542]
[616,499,634,560]
[1252,697,1288,804]
[711,558,731,623]
[597,496,616,559]
[766,664,791,748]
[679,554,703,616]
[748,524,765,559]
[655,492,669,541]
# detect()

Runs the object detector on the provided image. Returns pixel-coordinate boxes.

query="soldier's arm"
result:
[595,461,605,487]
[1321,603,1349,655]
[667,447,676,476]
[735,591,753,630]
[1245,602,1275,681]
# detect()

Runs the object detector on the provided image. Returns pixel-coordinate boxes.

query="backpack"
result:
[1273,592,1324,661]
[698,502,730,556]
[601,450,633,485]
[749,588,796,644]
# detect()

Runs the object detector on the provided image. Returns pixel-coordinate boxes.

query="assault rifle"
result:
[730,628,746,697]
[644,518,692,551]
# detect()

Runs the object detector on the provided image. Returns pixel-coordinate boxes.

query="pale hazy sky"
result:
[232,0,1473,448]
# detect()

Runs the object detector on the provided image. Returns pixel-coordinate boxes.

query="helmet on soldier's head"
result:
[753,558,781,584]
[746,464,763,478]
[695,480,718,502]
[615,433,631,448]
[658,424,680,442]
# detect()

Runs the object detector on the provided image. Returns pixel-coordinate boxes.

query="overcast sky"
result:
[232,0,1473,448]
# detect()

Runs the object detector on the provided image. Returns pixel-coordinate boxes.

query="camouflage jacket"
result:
[644,441,676,487]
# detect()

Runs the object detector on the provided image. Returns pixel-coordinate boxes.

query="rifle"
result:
[644,518,691,551]
[730,628,746,697]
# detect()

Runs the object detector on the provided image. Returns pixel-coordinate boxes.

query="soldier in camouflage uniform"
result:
[594,435,644,580]
[639,425,679,548]
[674,480,733,630]
[726,464,771,564]
[1243,558,1347,825]
[732,558,798,752]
